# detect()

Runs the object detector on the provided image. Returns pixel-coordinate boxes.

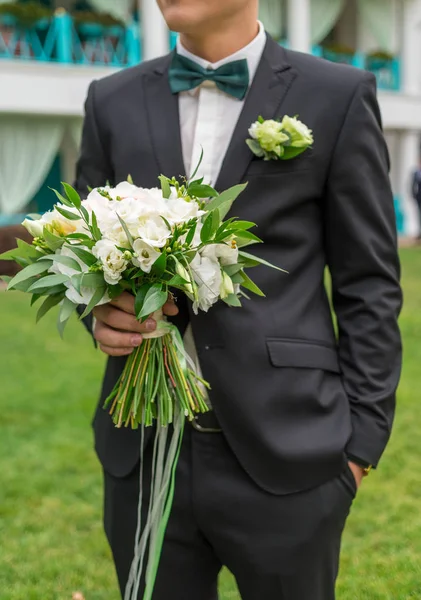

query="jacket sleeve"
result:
[325,73,403,467]
[74,80,114,337]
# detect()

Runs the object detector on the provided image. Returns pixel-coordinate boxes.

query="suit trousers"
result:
[103,425,356,600]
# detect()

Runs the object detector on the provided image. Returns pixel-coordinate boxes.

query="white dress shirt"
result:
[177,23,266,401]
[177,21,266,186]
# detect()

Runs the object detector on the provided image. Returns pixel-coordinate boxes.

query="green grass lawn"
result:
[0,248,420,600]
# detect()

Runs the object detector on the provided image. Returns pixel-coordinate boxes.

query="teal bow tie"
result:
[168,53,250,100]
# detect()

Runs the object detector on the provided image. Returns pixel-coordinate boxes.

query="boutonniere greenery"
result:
[246,115,313,161]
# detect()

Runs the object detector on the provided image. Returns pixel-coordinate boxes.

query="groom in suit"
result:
[75,1,402,598]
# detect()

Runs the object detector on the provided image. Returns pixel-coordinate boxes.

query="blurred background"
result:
[1,1,421,599]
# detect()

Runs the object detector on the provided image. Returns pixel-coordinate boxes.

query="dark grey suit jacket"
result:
[76,36,402,494]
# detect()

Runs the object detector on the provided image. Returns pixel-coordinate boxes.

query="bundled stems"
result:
[104,331,209,429]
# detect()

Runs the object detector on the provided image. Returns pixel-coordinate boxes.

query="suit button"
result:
[204,345,210,350]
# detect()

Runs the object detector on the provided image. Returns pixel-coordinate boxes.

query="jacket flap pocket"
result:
[266,339,340,373]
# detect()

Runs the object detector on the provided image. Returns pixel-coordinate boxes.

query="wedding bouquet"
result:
[1,163,283,599]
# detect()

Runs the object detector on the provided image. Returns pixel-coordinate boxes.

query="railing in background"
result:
[0,10,141,67]
[312,45,401,92]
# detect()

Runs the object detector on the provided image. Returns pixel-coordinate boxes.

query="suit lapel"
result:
[144,53,186,182]
[215,37,295,192]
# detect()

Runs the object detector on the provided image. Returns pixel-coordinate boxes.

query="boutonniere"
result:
[246,115,313,161]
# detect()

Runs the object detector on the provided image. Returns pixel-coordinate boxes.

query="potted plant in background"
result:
[0,1,53,59]
[72,9,125,64]
[321,42,356,65]
[0,2,52,30]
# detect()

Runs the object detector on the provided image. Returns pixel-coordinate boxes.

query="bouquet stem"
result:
[104,314,210,429]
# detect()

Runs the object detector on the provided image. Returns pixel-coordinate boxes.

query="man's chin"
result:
[161,10,202,34]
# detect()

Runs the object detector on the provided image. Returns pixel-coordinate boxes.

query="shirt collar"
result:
[176,21,266,95]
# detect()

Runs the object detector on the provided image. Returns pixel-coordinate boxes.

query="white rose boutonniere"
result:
[247,115,313,161]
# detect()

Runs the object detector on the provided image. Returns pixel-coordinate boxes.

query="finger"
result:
[163,300,179,317]
[94,304,157,334]
[94,321,143,349]
[99,344,134,357]
[109,291,136,315]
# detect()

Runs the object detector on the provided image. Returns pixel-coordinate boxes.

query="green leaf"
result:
[0,275,12,284]
[159,175,171,199]
[59,297,77,323]
[9,275,40,293]
[282,146,309,161]
[55,205,81,221]
[189,147,204,181]
[71,273,83,295]
[189,177,204,186]
[136,283,167,320]
[234,231,263,247]
[7,261,50,290]
[66,233,92,241]
[188,183,218,198]
[184,221,197,247]
[36,293,65,323]
[239,250,288,272]
[80,205,89,222]
[108,284,124,300]
[224,263,244,277]
[223,294,242,307]
[66,245,97,267]
[91,211,102,241]
[16,239,44,260]
[206,184,248,219]
[231,272,244,284]
[258,115,265,124]
[79,287,106,319]
[227,220,257,231]
[117,214,134,246]
[246,138,265,158]
[167,274,189,286]
[81,272,105,288]
[200,209,220,244]
[0,248,20,261]
[28,274,69,293]
[40,254,82,272]
[135,283,149,318]
[240,271,265,296]
[30,293,43,306]
[151,252,167,277]
[62,182,81,208]
[43,227,65,251]
[127,174,134,184]
[43,284,67,296]
[50,187,73,207]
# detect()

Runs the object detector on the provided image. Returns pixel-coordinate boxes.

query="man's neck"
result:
[179,18,260,64]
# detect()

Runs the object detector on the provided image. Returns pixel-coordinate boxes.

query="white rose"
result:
[248,122,259,140]
[93,239,128,285]
[136,216,171,248]
[202,242,238,266]
[22,218,44,238]
[39,207,80,237]
[190,254,222,313]
[280,115,313,148]
[84,188,113,217]
[132,239,161,273]
[164,198,205,225]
